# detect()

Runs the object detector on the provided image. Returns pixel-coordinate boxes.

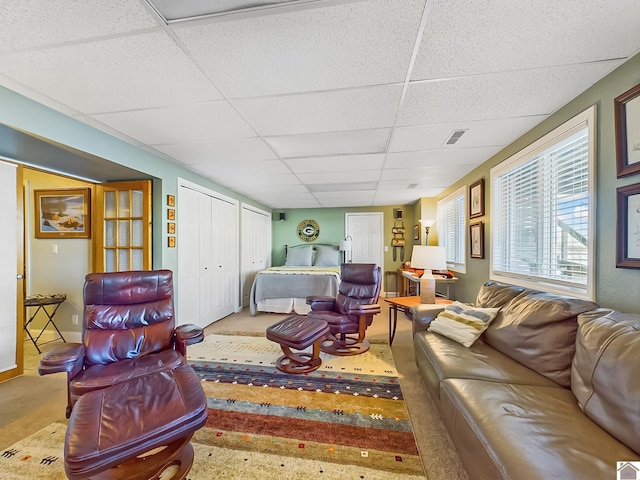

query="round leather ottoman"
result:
[266,315,329,373]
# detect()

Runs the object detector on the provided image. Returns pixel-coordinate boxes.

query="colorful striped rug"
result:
[185,334,426,479]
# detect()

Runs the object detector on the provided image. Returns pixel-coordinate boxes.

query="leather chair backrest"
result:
[82,270,175,366]
[335,263,381,315]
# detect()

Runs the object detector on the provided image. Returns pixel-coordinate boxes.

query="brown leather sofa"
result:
[411,282,640,480]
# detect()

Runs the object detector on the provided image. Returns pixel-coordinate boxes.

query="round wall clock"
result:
[296,219,320,242]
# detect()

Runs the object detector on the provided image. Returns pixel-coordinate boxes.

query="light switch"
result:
[384,246,389,252]
[52,244,58,254]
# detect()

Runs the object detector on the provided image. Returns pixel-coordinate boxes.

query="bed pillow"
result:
[284,246,313,266]
[428,301,499,347]
[314,245,340,267]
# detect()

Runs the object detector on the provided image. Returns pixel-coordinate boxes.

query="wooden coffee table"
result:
[384,296,452,345]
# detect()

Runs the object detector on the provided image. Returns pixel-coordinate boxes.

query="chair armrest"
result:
[411,305,445,336]
[348,303,381,316]
[307,296,336,311]
[174,324,204,356]
[38,343,85,379]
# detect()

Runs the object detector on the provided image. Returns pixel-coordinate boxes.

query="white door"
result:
[211,195,238,320]
[240,205,271,307]
[345,212,384,268]
[177,186,202,326]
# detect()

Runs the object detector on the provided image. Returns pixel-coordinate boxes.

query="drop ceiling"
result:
[1,0,639,208]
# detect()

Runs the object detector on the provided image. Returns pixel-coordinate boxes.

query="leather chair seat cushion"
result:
[308,310,359,333]
[439,378,640,480]
[483,290,598,387]
[65,364,207,478]
[413,332,558,400]
[70,349,184,400]
[266,316,329,350]
[571,309,640,453]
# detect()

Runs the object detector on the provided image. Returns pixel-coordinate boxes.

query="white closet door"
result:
[0,161,18,375]
[211,195,237,320]
[240,206,271,307]
[177,186,201,326]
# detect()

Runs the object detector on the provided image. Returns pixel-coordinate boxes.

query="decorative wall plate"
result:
[296,219,320,242]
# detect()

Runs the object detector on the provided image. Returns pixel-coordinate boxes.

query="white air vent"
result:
[444,130,467,145]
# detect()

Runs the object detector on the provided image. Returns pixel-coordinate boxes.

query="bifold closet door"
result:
[240,206,271,307]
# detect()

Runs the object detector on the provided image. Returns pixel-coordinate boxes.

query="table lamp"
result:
[410,246,447,304]
[339,236,352,264]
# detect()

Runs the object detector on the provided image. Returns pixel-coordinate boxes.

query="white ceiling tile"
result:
[220,175,304,190]
[1,31,223,113]
[285,154,385,174]
[173,0,425,97]
[385,147,502,169]
[399,61,622,126]
[297,169,380,185]
[390,116,547,152]
[155,138,277,165]
[412,0,640,81]
[382,165,477,185]
[254,193,321,209]
[92,101,256,145]
[233,85,402,136]
[0,0,158,53]
[190,159,290,177]
[267,129,390,158]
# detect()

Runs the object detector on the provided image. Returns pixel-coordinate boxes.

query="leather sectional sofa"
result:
[411,282,640,480]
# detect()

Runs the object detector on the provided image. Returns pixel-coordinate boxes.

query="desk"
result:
[24,293,66,353]
[384,296,452,345]
[397,269,458,298]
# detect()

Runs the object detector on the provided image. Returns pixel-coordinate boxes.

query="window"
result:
[438,186,466,274]
[491,106,595,299]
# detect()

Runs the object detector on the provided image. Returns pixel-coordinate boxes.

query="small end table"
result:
[24,293,67,353]
[384,296,452,345]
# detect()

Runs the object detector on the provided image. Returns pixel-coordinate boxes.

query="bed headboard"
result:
[284,244,341,267]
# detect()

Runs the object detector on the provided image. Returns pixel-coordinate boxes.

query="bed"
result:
[249,244,341,316]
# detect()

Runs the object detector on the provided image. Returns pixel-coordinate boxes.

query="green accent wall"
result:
[435,52,640,314]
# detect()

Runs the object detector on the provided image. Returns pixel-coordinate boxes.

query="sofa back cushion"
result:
[475,281,527,308]
[483,290,598,387]
[572,310,640,454]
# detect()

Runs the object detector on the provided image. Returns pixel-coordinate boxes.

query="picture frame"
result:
[470,221,484,259]
[167,194,175,207]
[167,222,176,234]
[34,188,91,239]
[615,84,640,178]
[168,236,176,248]
[469,178,485,218]
[616,182,640,268]
[413,224,420,241]
[167,208,175,221]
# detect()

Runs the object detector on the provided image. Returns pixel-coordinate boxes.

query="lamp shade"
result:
[410,246,446,271]
[339,239,352,252]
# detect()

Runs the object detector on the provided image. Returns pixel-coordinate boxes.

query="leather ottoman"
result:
[64,364,208,480]
[266,315,329,373]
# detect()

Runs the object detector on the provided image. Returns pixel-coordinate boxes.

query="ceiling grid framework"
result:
[1,0,639,208]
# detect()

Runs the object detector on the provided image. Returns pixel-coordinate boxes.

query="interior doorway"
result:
[345,212,384,268]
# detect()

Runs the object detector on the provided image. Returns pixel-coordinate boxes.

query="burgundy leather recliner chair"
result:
[39,269,204,418]
[307,263,382,355]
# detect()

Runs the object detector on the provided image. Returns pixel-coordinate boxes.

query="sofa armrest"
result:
[307,296,336,311]
[39,343,85,379]
[348,303,381,316]
[174,324,204,356]
[410,305,446,337]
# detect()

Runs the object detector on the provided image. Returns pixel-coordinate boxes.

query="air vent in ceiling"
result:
[146,0,327,23]
[444,129,467,145]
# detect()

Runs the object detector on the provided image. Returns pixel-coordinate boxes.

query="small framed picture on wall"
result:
[469,178,485,218]
[470,221,484,259]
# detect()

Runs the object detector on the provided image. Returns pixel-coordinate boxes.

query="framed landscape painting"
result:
[615,83,640,178]
[616,183,640,268]
[34,188,91,239]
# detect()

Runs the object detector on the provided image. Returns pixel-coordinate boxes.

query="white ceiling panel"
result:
[1,31,223,113]
[285,154,385,174]
[390,116,547,152]
[233,85,402,136]
[92,101,255,145]
[385,147,503,169]
[412,0,640,81]
[2,1,639,209]
[399,61,622,126]
[155,138,277,165]
[0,0,158,53]
[267,129,390,158]
[173,0,425,97]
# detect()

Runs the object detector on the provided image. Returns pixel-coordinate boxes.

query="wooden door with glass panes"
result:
[93,180,152,272]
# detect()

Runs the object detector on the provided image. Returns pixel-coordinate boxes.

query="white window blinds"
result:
[438,186,466,273]
[491,106,595,299]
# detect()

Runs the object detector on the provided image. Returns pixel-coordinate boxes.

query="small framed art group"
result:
[616,83,640,269]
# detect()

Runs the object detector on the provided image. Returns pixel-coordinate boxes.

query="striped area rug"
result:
[186,334,426,479]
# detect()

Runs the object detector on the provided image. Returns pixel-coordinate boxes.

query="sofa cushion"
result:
[439,378,640,480]
[572,309,640,454]
[428,301,499,347]
[483,290,597,387]
[413,332,558,401]
[475,281,527,308]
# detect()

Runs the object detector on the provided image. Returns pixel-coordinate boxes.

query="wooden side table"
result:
[383,296,452,345]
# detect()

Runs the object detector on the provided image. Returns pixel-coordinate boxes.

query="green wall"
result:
[434,52,640,314]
